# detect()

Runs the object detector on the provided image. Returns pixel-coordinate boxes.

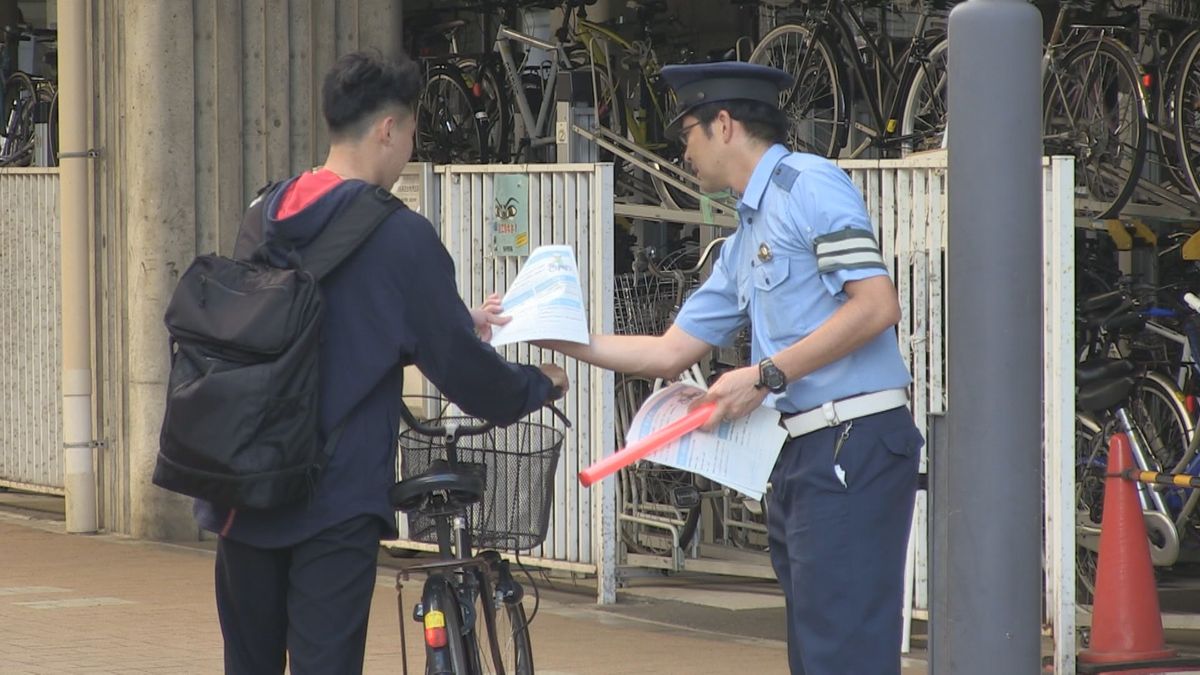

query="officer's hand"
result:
[470,293,511,342]
[693,365,767,432]
[539,363,570,399]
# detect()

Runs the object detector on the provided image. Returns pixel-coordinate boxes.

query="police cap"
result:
[660,62,795,132]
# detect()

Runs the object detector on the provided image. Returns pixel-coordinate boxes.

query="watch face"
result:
[767,368,786,391]
[761,360,786,392]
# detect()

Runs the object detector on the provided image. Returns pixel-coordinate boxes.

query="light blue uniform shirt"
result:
[675,144,912,413]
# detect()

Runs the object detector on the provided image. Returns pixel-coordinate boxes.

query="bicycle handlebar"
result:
[398,396,571,440]
[643,238,727,279]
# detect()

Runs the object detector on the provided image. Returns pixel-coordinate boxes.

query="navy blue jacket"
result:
[195,177,554,546]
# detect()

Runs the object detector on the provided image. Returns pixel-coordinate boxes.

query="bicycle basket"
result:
[614,272,681,336]
[400,413,565,552]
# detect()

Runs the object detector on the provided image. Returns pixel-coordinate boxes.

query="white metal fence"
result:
[843,155,947,649]
[0,168,63,494]
[388,163,620,602]
[843,154,1076,664]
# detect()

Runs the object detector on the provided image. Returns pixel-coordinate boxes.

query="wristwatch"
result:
[756,358,788,394]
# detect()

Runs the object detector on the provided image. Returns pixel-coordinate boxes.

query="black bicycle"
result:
[390,396,570,675]
[748,0,952,158]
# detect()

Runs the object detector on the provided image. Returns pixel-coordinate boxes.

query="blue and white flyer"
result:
[490,245,590,348]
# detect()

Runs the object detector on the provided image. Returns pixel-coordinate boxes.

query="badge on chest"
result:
[757,242,773,263]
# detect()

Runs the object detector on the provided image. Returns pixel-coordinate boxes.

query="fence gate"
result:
[387,163,619,603]
[0,168,63,494]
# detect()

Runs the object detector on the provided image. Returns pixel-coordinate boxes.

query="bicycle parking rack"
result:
[572,123,740,229]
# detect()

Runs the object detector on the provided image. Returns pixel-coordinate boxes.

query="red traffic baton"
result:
[578,402,717,487]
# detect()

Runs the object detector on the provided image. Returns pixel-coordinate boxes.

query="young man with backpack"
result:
[179,51,568,674]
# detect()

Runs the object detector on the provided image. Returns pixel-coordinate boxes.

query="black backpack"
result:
[153,184,404,509]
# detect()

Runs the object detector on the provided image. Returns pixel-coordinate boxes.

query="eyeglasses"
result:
[677,121,702,147]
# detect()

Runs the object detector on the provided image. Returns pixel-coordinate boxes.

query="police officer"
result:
[537,61,923,674]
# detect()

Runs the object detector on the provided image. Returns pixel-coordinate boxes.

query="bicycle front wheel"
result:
[1043,38,1147,219]
[900,36,948,156]
[1129,372,1194,474]
[749,24,846,158]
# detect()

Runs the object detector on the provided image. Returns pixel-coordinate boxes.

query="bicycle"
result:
[408,3,517,165]
[0,25,56,167]
[1073,288,1200,604]
[747,0,951,158]
[1128,2,1200,207]
[610,238,769,561]
[390,396,570,675]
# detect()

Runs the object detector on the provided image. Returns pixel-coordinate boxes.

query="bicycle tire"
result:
[1075,412,1104,607]
[899,35,948,156]
[422,575,471,675]
[417,64,488,165]
[1155,29,1200,196]
[1042,37,1147,220]
[1174,32,1200,205]
[1129,372,1194,474]
[47,87,57,166]
[469,566,533,675]
[0,71,36,166]
[748,24,846,158]
[459,57,513,164]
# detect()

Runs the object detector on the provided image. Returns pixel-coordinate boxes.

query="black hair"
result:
[321,51,423,140]
[689,99,790,148]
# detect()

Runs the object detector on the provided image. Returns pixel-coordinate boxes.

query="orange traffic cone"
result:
[1078,432,1177,673]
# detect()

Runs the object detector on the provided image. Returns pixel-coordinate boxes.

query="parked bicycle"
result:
[390,396,570,674]
[1073,287,1200,604]
[747,0,952,158]
[0,25,56,167]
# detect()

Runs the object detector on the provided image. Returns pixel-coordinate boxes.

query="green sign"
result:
[492,174,529,257]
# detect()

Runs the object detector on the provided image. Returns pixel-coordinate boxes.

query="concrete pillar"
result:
[123,0,200,540]
[933,1,1043,673]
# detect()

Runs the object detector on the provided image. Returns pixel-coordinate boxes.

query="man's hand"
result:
[539,363,569,399]
[693,365,768,432]
[470,292,511,342]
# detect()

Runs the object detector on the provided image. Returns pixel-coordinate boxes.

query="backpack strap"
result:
[301,185,404,280]
[232,181,280,261]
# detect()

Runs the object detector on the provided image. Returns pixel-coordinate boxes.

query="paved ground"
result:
[11,490,1200,674]
[0,499,932,674]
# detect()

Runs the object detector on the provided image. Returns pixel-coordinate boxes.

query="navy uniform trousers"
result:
[215,514,383,675]
[767,406,923,675]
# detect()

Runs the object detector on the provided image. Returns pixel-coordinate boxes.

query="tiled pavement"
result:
[0,507,931,674]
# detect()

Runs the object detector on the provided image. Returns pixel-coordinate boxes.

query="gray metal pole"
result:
[934,1,1044,673]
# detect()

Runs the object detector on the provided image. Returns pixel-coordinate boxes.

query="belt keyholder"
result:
[821,400,840,427]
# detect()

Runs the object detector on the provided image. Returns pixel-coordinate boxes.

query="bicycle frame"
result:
[495,22,565,153]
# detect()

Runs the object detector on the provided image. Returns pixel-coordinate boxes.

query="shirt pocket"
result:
[751,257,798,341]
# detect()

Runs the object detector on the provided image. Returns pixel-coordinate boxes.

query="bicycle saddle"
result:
[1076,357,1134,386]
[1077,376,1137,414]
[428,19,468,35]
[389,469,484,513]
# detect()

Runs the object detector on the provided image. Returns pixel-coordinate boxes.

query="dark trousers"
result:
[215,514,383,675]
[767,406,922,675]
